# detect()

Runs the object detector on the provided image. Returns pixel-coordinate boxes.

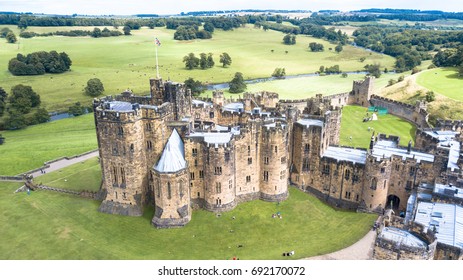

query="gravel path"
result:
[30,150,99,178]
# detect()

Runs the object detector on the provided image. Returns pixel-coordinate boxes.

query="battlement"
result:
[371,95,416,109]
[377,133,401,144]
[436,119,463,131]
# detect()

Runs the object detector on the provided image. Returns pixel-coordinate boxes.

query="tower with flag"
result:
[155,37,161,78]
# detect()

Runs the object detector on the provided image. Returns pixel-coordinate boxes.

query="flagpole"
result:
[155,43,160,79]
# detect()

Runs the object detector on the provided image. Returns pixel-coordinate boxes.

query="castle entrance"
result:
[386,195,400,210]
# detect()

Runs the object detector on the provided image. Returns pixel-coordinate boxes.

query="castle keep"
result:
[93,76,463,235]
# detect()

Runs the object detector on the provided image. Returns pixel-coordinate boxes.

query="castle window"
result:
[157,181,160,198]
[406,181,413,190]
[146,123,152,131]
[274,146,278,153]
[190,172,195,180]
[280,170,285,179]
[167,182,171,199]
[345,191,351,199]
[179,181,184,198]
[353,173,359,183]
[214,166,222,175]
[149,173,153,182]
[130,144,134,153]
[147,141,152,151]
[199,170,204,179]
[395,164,400,171]
[370,178,377,190]
[225,152,230,162]
[120,167,126,184]
[248,157,252,165]
[115,191,118,199]
[229,179,233,189]
[117,127,124,136]
[197,192,200,198]
[383,180,387,189]
[344,169,350,180]
[281,157,286,164]
[322,164,330,175]
[246,175,251,183]
[356,194,359,201]
[247,146,251,156]
[209,112,214,119]
[304,144,310,153]
[194,159,198,167]
[302,158,309,172]
[112,165,118,184]
[112,143,119,156]
[381,168,385,174]
[192,148,198,156]
[195,113,200,119]
[263,171,269,182]
[122,192,127,200]
[264,157,269,165]
[216,182,222,194]
[409,166,416,176]
[216,198,221,206]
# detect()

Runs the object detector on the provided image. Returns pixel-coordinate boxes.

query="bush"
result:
[85,78,104,97]
[425,91,435,102]
[229,72,247,93]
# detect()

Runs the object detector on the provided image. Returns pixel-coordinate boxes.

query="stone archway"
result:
[386,195,400,210]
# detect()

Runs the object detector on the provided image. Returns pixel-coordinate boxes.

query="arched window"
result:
[370,178,377,190]
[179,181,184,198]
[344,169,350,180]
[167,182,171,200]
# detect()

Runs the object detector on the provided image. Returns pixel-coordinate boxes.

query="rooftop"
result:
[192,99,213,107]
[414,202,463,249]
[378,227,428,250]
[103,101,134,112]
[297,119,324,128]
[322,146,367,164]
[188,131,234,145]
[154,129,187,173]
[372,140,434,163]
[434,183,463,200]
[223,102,244,113]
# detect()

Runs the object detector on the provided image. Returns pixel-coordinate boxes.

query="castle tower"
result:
[212,91,224,106]
[361,154,391,213]
[349,76,374,107]
[259,122,289,201]
[152,129,191,228]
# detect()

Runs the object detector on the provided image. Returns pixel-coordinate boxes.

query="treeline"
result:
[352,26,463,72]
[19,27,123,38]
[8,51,72,76]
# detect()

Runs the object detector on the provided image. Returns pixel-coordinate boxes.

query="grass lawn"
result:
[339,105,416,148]
[0,180,376,260]
[0,114,97,176]
[37,157,101,192]
[0,24,395,112]
[416,68,463,102]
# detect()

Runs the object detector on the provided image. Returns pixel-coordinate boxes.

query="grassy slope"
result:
[339,105,416,148]
[416,68,463,102]
[0,24,395,112]
[0,180,376,260]
[0,114,97,175]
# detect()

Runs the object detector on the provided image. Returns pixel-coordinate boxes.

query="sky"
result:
[1,0,463,15]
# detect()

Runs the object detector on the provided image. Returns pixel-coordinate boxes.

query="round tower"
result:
[361,154,391,213]
[260,122,289,202]
[151,129,191,228]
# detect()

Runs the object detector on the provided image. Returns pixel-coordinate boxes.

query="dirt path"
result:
[29,150,99,178]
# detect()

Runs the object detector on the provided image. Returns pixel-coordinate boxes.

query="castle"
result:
[92,76,463,246]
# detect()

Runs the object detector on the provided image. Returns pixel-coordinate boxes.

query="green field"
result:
[0,178,376,259]
[416,68,463,102]
[0,113,97,175]
[339,105,416,148]
[0,24,395,112]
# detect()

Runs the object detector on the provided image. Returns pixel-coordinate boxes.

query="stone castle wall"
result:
[370,95,429,128]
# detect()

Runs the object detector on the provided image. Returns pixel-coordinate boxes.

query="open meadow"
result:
[0,24,395,112]
[0,177,376,260]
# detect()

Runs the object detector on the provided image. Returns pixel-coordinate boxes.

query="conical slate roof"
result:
[154,129,186,173]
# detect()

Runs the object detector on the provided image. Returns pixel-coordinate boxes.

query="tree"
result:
[0,27,12,38]
[207,53,215,68]
[183,53,199,70]
[33,107,50,124]
[203,22,215,33]
[123,25,131,35]
[283,34,296,45]
[9,84,40,114]
[229,72,247,93]
[459,63,463,77]
[91,27,102,38]
[364,63,382,78]
[219,52,232,67]
[85,78,104,97]
[184,78,205,96]
[0,87,6,117]
[335,44,343,53]
[4,110,27,130]
[199,53,208,69]
[309,42,324,52]
[68,102,86,116]
[272,68,286,79]
[6,31,17,43]
[425,91,435,102]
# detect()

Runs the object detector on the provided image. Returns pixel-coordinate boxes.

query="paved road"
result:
[29,150,100,178]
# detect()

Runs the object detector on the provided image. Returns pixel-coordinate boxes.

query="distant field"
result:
[202,72,407,100]
[339,105,416,149]
[0,114,97,175]
[0,24,395,112]
[0,181,376,260]
[416,68,463,102]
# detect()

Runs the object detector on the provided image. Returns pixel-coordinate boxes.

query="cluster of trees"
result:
[364,63,382,78]
[8,51,72,76]
[229,72,247,93]
[68,102,87,116]
[85,78,105,97]
[283,34,296,45]
[19,27,124,38]
[319,65,342,74]
[309,42,324,52]
[0,85,50,130]
[174,26,212,40]
[1,27,17,43]
[184,78,206,96]
[432,46,463,68]
[272,68,286,78]
[182,52,231,69]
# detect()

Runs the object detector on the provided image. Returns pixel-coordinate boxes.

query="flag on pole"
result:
[155,37,161,46]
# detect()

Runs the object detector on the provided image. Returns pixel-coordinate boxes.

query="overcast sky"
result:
[1,0,463,15]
